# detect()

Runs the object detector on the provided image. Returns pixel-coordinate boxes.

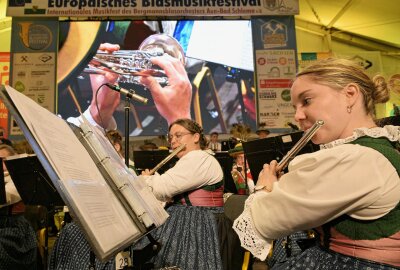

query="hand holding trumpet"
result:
[140,54,192,126]
[87,37,192,129]
[88,43,121,129]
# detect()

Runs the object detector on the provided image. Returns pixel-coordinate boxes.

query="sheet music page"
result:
[4,85,141,256]
[82,120,169,227]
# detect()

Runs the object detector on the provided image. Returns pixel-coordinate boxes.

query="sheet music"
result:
[80,119,169,227]
[4,85,141,256]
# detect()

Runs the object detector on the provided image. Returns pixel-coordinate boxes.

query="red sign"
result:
[260,79,292,88]
[0,52,10,138]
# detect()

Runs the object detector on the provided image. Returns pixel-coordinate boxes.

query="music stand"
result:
[221,140,236,151]
[377,115,400,126]
[5,155,64,269]
[243,132,318,183]
[214,152,237,193]
[133,150,178,174]
[5,156,64,208]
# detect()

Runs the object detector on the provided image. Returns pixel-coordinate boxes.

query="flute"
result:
[276,120,324,172]
[148,143,186,175]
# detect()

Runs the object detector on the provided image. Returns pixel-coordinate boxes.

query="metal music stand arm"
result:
[122,96,162,269]
[124,97,130,167]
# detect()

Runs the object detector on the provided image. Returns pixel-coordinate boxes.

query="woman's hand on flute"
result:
[141,169,152,176]
[256,160,279,192]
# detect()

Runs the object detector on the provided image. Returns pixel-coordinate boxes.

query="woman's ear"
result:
[114,143,121,152]
[344,83,360,107]
[193,133,201,144]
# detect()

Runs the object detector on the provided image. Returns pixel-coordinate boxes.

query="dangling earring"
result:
[347,106,352,113]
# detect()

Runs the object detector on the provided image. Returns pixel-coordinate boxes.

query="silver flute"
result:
[276,120,324,172]
[148,143,186,175]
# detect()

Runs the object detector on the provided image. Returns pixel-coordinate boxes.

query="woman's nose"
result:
[170,138,178,148]
[294,108,305,122]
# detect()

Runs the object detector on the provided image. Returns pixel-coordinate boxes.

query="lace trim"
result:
[232,194,272,260]
[320,125,400,149]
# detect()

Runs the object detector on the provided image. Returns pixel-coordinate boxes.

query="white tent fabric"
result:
[296,0,400,49]
[1,0,399,52]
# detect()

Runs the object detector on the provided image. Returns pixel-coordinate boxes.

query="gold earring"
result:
[347,106,352,113]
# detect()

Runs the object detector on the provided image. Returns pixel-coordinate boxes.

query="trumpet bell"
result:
[139,34,186,66]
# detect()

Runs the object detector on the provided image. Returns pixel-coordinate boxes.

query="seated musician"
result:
[0,144,38,269]
[105,129,137,173]
[228,143,255,195]
[233,58,400,269]
[136,118,224,269]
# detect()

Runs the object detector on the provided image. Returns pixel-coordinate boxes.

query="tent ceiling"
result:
[296,0,400,49]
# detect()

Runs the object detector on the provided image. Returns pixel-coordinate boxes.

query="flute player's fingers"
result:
[257,160,279,188]
[141,169,151,176]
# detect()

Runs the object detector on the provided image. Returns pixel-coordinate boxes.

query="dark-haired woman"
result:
[138,118,224,269]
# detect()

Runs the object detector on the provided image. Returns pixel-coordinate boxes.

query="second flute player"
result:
[138,118,224,269]
[233,58,400,269]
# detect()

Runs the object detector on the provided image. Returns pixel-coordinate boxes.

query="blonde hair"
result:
[297,58,390,118]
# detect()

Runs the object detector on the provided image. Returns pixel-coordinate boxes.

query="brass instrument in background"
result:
[85,33,186,85]
[148,144,186,175]
[276,120,324,172]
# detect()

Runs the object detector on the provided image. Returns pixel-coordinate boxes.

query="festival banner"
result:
[298,52,332,71]
[7,0,299,17]
[0,53,10,138]
[252,16,297,132]
[9,18,58,136]
[10,18,58,113]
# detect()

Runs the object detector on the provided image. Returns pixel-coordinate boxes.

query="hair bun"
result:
[372,75,390,104]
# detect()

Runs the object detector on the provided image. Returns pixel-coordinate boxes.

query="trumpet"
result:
[276,120,324,172]
[85,33,186,85]
[148,143,186,175]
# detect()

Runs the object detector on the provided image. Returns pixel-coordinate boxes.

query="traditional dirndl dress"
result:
[132,204,223,269]
[272,244,399,270]
[48,222,114,270]
[132,180,224,269]
[266,230,315,268]
[0,214,38,270]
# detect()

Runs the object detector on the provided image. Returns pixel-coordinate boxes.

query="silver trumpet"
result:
[85,34,186,85]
